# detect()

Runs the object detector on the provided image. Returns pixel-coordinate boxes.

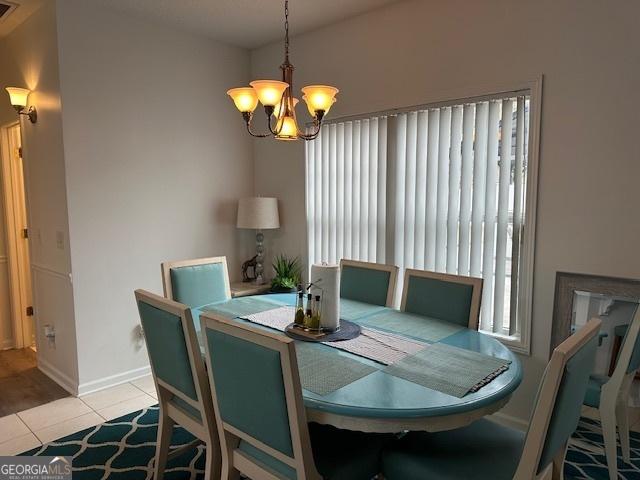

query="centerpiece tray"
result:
[285,320,361,343]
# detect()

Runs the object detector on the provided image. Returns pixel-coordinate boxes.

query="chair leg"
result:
[600,403,619,480]
[551,441,567,480]
[154,412,174,480]
[203,440,222,480]
[616,400,631,464]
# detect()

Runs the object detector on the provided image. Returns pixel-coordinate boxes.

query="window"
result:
[305,84,540,352]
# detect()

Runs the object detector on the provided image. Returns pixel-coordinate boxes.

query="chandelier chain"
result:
[284,0,289,61]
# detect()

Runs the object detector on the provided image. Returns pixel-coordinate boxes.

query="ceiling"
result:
[0,0,42,38]
[85,0,405,49]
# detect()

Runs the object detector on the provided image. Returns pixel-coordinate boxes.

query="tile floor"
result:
[0,375,157,455]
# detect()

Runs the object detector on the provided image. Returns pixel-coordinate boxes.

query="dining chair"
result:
[381,318,602,480]
[200,311,394,480]
[400,268,483,330]
[162,256,231,329]
[135,289,220,480]
[340,259,399,307]
[582,307,640,480]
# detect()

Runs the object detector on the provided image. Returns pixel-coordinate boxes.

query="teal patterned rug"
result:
[566,417,640,479]
[22,406,205,479]
[19,407,640,479]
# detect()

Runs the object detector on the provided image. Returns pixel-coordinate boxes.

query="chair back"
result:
[340,259,398,307]
[201,312,320,480]
[616,307,640,375]
[161,256,231,308]
[514,318,601,479]
[134,289,216,437]
[401,269,483,329]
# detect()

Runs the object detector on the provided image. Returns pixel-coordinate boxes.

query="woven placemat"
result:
[340,299,388,321]
[357,309,464,342]
[384,343,511,398]
[202,296,285,319]
[295,343,377,396]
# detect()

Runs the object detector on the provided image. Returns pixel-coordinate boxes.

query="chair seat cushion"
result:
[382,419,524,480]
[238,423,394,480]
[583,374,609,408]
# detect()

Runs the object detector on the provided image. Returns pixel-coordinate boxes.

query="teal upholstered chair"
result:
[340,259,399,307]
[135,289,220,480]
[382,318,602,480]
[201,311,393,480]
[582,307,640,480]
[162,256,231,330]
[401,268,483,330]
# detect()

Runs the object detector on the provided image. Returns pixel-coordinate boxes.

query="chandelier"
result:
[226,0,339,141]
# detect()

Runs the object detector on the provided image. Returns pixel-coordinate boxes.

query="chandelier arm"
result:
[266,108,284,136]
[296,120,322,141]
[243,112,273,138]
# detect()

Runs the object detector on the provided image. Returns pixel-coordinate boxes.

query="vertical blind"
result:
[306,93,530,337]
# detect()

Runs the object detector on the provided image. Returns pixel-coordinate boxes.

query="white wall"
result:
[55,0,254,391]
[0,1,79,391]
[251,0,640,423]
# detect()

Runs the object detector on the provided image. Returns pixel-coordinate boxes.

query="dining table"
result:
[193,292,522,434]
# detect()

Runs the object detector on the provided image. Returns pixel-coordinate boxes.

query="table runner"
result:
[384,343,512,398]
[356,309,464,342]
[244,306,427,365]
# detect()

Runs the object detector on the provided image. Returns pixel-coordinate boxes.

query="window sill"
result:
[480,330,530,356]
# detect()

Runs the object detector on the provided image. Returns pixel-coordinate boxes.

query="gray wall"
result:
[251,0,640,424]
[55,0,254,390]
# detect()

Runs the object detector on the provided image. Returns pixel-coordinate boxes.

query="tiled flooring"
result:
[0,375,157,455]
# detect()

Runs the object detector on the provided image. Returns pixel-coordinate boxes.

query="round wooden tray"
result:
[284,320,361,343]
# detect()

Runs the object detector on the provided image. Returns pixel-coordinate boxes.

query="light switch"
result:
[56,231,64,250]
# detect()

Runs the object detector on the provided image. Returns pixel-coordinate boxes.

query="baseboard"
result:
[77,365,151,397]
[38,357,78,396]
[1,339,14,350]
[489,411,529,431]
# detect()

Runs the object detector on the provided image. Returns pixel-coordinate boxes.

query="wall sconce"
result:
[5,87,37,123]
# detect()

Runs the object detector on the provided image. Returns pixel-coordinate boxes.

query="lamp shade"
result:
[6,87,30,108]
[237,197,280,230]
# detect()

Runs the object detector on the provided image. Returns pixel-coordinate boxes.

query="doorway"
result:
[1,122,34,350]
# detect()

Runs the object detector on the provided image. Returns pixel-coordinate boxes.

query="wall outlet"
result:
[133,324,145,350]
[56,231,64,250]
[43,324,56,348]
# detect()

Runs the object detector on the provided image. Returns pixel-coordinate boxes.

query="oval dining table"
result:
[195,292,522,434]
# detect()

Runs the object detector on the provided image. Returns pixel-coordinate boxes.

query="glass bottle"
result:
[294,288,305,326]
[304,293,313,328]
[311,294,322,330]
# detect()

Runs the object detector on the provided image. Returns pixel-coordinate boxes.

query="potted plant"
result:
[271,254,302,293]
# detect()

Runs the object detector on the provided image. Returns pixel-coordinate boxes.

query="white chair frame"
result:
[135,289,220,480]
[513,318,602,480]
[400,268,483,330]
[201,312,322,480]
[586,308,640,480]
[339,259,399,307]
[161,256,231,301]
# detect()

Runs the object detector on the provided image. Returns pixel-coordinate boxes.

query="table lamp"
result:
[237,197,280,285]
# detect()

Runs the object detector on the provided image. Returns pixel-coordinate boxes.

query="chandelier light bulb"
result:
[301,85,339,114]
[250,80,289,107]
[227,87,259,113]
[275,115,299,141]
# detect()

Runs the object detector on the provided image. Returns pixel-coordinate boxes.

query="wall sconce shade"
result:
[5,87,37,123]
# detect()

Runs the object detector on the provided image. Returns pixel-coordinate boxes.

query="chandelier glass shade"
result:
[226,0,338,141]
